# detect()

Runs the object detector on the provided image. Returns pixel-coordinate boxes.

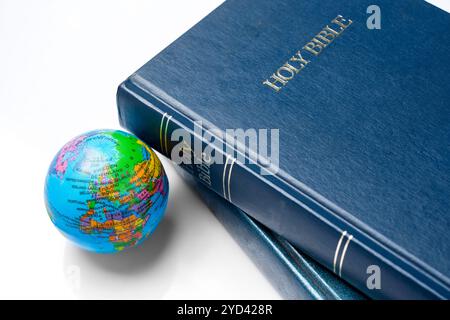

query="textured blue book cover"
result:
[117,0,450,299]
[176,166,366,300]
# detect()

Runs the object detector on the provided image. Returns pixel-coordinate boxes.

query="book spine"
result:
[117,78,446,300]
[176,166,366,300]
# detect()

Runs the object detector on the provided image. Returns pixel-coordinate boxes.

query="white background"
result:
[0,0,449,299]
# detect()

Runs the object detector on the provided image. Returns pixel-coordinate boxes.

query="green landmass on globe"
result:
[44,129,169,253]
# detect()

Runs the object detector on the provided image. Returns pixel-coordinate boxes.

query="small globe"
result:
[44,129,169,253]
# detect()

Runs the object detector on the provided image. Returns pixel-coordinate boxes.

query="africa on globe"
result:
[44,129,169,253]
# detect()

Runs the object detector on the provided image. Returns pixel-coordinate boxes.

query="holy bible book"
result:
[117,0,450,299]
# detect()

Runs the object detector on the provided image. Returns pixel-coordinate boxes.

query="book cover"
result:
[176,166,366,300]
[117,0,450,299]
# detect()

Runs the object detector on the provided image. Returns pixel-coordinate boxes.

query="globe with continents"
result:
[44,129,169,253]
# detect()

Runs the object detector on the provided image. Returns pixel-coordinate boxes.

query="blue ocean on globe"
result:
[44,129,169,253]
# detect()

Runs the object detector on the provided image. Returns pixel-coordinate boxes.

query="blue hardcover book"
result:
[176,166,366,300]
[117,0,450,299]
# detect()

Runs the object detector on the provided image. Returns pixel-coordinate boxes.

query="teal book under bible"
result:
[117,0,450,299]
[176,166,366,300]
